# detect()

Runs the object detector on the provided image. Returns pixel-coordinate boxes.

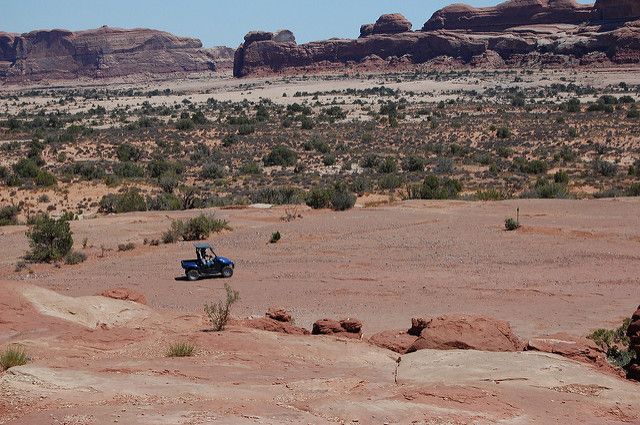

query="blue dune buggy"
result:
[181,243,235,281]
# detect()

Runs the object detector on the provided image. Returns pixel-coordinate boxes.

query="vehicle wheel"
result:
[186,270,200,281]
[221,266,234,278]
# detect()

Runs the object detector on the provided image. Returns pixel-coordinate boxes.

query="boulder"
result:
[265,307,292,323]
[273,30,296,44]
[407,315,523,353]
[99,288,146,305]
[368,330,417,354]
[371,14,412,35]
[238,317,309,335]
[312,318,362,339]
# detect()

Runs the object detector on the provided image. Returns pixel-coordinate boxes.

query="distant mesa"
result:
[0,26,233,83]
[233,0,640,77]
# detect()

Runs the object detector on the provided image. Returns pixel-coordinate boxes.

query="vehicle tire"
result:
[186,270,200,281]
[221,266,234,278]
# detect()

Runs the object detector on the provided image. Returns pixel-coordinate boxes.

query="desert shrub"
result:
[204,283,240,331]
[378,174,404,190]
[0,205,20,226]
[13,158,40,178]
[306,187,332,209]
[523,178,572,199]
[408,175,462,200]
[201,162,225,180]
[322,154,336,166]
[263,145,297,167]
[147,159,184,178]
[237,123,255,135]
[351,176,371,195]
[191,111,207,125]
[496,126,511,139]
[553,170,570,184]
[64,250,86,265]
[593,159,618,177]
[588,319,635,368]
[565,98,581,113]
[626,183,640,197]
[34,170,56,187]
[476,189,506,201]
[148,193,182,211]
[330,182,357,211]
[157,173,179,193]
[627,107,640,119]
[114,162,145,179]
[71,161,106,181]
[251,186,304,205]
[434,157,454,174]
[505,218,520,231]
[166,214,229,242]
[239,161,262,175]
[378,157,398,174]
[166,342,197,358]
[361,154,380,168]
[513,157,548,175]
[304,136,330,154]
[116,144,143,162]
[403,155,426,172]
[270,231,281,244]
[117,242,135,252]
[176,118,194,130]
[25,215,73,263]
[0,346,29,371]
[222,134,237,147]
[99,188,147,214]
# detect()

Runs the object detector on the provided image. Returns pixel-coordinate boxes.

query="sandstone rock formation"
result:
[233,0,640,77]
[237,317,310,335]
[368,330,417,354]
[627,305,640,381]
[265,307,292,323]
[0,26,221,82]
[407,315,523,353]
[312,318,362,339]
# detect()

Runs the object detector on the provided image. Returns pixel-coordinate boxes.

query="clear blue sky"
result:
[0,0,593,47]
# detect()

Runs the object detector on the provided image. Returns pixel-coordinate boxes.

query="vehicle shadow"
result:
[174,275,223,282]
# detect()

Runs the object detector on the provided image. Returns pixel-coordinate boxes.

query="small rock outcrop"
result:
[237,307,309,335]
[408,317,429,336]
[627,305,640,381]
[0,26,221,82]
[312,318,362,339]
[407,315,523,353]
[265,307,292,323]
[372,14,412,35]
[100,288,146,305]
[368,330,417,354]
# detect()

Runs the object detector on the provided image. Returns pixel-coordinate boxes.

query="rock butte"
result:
[0,26,233,82]
[233,0,640,77]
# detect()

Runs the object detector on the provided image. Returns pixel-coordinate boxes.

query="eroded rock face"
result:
[100,288,146,305]
[423,0,594,31]
[233,1,640,77]
[407,315,524,353]
[368,330,417,354]
[0,26,219,82]
[627,305,640,381]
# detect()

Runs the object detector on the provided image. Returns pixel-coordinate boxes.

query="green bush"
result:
[99,189,147,214]
[496,126,511,139]
[176,118,194,130]
[263,145,297,167]
[0,205,20,226]
[166,214,229,242]
[330,182,357,211]
[378,174,404,190]
[72,161,106,181]
[201,162,225,180]
[505,218,520,231]
[593,159,618,177]
[408,175,462,200]
[0,346,29,371]
[64,250,87,265]
[403,155,426,172]
[306,187,332,209]
[251,187,304,205]
[34,170,56,187]
[13,158,40,178]
[270,231,281,244]
[166,342,197,357]
[204,283,240,332]
[148,193,182,211]
[116,144,143,162]
[476,189,506,201]
[113,162,145,178]
[626,183,640,197]
[524,178,572,199]
[378,157,398,174]
[25,215,73,263]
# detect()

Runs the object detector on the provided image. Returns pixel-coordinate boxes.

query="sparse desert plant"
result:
[408,175,462,200]
[263,145,297,167]
[588,319,635,368]
[166,342,197,358]
[164,214,229,243]
[270,231,281,244]
[64,250,87,265]
[0,346,29,371]
[25,215,73,263]
[330,182,357,211]
[0,205,20,226]
[204,283,240,332]
[504,218,520,231]
[117,242,136,252]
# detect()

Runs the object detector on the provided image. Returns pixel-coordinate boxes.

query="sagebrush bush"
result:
[164,214,229,242]
[204,283,240,332]
[306,187,332,209]
[251,186,304,205]
[166,342,197,358]
[263,145,297,167]
[0,205,20,226]
[64,250,86,265]
[99,188,147,214]
[0,346,29,371]
[408,175,462,200]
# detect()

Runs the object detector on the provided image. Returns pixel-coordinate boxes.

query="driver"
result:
[202,250,214,267]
